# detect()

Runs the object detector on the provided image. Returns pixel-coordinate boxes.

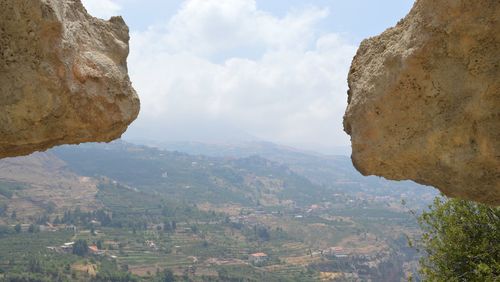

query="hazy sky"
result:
[82,0,414,153]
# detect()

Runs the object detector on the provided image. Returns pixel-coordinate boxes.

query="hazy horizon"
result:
[124,137,353,156]
[82,0,414,155]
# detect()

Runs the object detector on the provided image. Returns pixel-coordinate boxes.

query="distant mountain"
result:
[51,141,332,207]
[132,140,436,200]
[52,141,437,208]
[0,139,438,223]
[129,141,363,182]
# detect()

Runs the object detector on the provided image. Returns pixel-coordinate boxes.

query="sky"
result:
[81,0,414,154]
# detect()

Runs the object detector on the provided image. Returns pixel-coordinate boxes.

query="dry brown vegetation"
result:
[0,153,101,218]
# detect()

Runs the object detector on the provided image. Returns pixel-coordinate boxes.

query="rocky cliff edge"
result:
[344,0,499,205]
[0,0,140,158]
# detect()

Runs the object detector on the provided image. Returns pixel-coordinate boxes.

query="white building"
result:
[249,252,268,265]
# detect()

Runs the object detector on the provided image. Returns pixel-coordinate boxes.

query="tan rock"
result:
[0,0,140,158]
[344,0,499,205]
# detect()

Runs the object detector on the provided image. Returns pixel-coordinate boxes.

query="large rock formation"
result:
[0,0,140,158]
[344,0,499,205]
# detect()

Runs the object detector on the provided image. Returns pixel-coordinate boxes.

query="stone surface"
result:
[344,0,499,205]
[0,0,140,158]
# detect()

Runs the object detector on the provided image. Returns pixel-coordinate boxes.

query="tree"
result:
[28,224,39,233]
[28,257,43,273]
[96,240,103,250]
[0,225,10,235]
[14,224,21,233]
[256,226,270,241]
[45,201,56,214]
[73,239,89,257]
[217,268,229,280]
[190,225,198,234]
[36,214,50,225]
[0,203,7,216]
[417,196,500,281]
[92,271,138,282]
[164,221,172,233]
[160,269,175,282]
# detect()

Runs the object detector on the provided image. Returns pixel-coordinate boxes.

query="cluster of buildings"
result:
[46,241,76,254]
[145,240,158,250]
[323,247,349,258]
[47,241,105,256]
[228,214,259,225]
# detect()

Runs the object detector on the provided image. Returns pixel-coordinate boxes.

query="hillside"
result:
[52,142,331,207]
[0,152,100,221]
[133,141,437,206]
[0,141,437,281]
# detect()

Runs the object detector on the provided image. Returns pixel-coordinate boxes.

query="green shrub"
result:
[418,196,500,281]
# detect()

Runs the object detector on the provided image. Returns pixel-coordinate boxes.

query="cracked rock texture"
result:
[0,0,140,158]
[344,0,499,205]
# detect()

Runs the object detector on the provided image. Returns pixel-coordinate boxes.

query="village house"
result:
[249,252,268,265]
[65,225,77,233]
[89,219,101,226]
[324,247,349,258]
[145,240,158,250]
[88,245,105,256]
[59,241,75,254]
[39,223,57,232]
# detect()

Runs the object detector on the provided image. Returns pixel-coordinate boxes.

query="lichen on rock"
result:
[344,0,499,205]
[0,0,140,158]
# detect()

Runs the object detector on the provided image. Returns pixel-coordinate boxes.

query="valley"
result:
[0,141,437,281]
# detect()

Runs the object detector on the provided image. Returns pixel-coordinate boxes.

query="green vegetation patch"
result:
[0,181,27,199]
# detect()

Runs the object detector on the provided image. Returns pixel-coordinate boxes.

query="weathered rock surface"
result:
[0,0,140,158]
[344,0,499,205]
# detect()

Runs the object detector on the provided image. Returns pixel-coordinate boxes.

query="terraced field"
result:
[0,142,433,281]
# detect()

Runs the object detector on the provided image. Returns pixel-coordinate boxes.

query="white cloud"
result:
[81,0,122,19]
[125,0,356,150]
[132,1,328,59]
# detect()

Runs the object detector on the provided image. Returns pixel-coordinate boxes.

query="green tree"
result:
[73,239,89,257]
[417,196,500,281]
[96,240,103,250]
[28,224,39,233]
[0,203,7,216]
[14,224,21,233]
[163,221,172,233]
[0,225,10,235]
[28,257,43,273]
[217,268,229,280]
[190,225,198,234]
[256,226,270,241]
[160,269,175,282]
